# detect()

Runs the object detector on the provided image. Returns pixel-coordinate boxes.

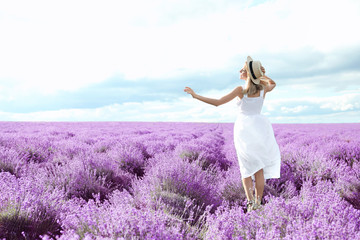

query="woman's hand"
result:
[184,87,196,98]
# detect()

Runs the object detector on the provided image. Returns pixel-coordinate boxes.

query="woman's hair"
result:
[242,63,264,95]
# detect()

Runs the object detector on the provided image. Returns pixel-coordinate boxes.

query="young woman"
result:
[184,56,281,212]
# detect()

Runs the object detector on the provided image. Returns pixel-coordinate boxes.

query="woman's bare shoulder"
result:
[237,86,244,96]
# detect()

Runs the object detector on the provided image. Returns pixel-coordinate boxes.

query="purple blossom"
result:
[0,122,359,239]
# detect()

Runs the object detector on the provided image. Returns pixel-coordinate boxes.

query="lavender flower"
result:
[0,122,359,239]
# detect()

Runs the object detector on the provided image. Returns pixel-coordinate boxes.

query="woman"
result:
[184,56,281,212]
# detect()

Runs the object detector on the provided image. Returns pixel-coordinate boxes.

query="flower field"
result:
[0,122,359,239]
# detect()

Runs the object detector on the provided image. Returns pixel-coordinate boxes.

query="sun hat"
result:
[246,56,263,84]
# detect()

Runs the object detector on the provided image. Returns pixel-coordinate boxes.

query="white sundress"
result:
[234,88,281,180]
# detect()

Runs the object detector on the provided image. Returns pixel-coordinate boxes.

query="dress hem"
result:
[240,162,280,180]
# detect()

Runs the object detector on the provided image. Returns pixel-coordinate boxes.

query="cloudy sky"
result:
[1,0,359,123]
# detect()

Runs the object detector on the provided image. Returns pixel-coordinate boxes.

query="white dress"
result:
[233,88,281,180]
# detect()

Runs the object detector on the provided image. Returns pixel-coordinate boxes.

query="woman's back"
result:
[237,89,265,115]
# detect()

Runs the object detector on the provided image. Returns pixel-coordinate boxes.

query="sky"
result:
[0,0,359,123]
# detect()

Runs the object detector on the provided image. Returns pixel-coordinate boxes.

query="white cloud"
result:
[263,85,360,118]
[1,93,359,123]
[0,95,238,122]
[319,93,360,111]
[281,105,308,113]
[1,0,360,88]
[1,85,359,123]
[1,0,360,123]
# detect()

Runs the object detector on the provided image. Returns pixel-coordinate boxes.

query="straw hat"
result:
[247,56,263,84]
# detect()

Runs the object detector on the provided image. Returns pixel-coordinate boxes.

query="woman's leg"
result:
[242,176,254,201]
[254,169,264,205]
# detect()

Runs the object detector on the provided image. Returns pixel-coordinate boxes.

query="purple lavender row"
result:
[0,122,359,239]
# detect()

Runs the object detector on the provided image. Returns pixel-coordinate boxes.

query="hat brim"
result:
[246,56,260,84]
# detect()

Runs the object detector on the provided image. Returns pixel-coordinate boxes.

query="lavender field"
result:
[0,122,359,239]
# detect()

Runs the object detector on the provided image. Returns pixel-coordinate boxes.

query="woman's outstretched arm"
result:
[184,86,243,107]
